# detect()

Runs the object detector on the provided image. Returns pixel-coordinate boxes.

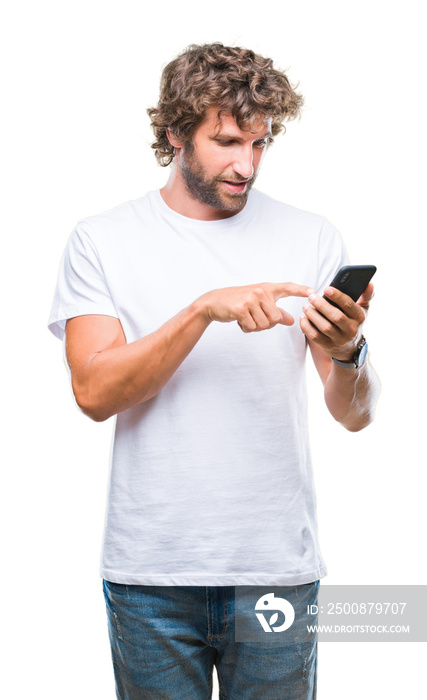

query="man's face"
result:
[177,107,272,214]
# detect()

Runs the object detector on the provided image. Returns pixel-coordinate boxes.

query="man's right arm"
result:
[65,282,314,422]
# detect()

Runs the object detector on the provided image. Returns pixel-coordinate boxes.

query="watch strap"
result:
[331,336,367,369]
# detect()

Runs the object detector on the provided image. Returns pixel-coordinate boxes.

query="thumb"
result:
[357,282,375,309]
[278,307,295,326]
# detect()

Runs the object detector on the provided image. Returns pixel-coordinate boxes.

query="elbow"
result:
[344,421,367,433]
[82,405,112,423]
[341,408,376,433]
[79,400,113,423]
[72,381,113,423]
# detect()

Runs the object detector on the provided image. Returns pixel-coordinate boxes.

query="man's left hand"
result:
[300,282,374,361]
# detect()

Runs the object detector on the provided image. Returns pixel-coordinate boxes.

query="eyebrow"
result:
[210,131,272,142]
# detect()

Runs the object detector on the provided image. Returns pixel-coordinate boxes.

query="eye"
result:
[216,140,236,147]
[254,139,268,149]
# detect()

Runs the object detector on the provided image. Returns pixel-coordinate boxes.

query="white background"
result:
[2,0,426,697]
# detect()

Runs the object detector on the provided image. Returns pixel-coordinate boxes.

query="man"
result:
[49,43,380,699]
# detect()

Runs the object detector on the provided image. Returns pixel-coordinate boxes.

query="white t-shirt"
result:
[48,188,349,586]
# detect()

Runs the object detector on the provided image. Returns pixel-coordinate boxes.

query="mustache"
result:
[218,175,254,184]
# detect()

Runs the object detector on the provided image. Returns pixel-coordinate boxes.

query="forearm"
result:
[324,359,381,432]
[73,300,211,422]
[70,280,314,422]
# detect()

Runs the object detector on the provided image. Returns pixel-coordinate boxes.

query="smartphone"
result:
[323,265,377,309]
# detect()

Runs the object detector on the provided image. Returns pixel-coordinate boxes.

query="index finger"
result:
[268,282,316,300]
[323,287,366,321]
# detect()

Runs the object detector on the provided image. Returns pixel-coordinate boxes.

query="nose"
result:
[233,144,255,179]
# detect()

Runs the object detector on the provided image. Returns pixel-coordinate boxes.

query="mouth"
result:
[220,180,251,193]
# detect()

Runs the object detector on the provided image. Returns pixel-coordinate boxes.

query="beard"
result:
[179,140,256,212]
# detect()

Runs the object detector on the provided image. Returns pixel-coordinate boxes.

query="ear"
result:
[166,129,183,149]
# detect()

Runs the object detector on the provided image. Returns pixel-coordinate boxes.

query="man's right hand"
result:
[197,282,316,333]
[65,281,314,421]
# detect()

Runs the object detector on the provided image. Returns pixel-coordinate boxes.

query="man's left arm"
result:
[300,282,381,432]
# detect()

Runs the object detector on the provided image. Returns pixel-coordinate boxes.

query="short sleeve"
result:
[316,218,351,294]
[48,222,119,341]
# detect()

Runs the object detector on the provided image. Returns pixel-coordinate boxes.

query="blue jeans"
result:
[103,580,318,699]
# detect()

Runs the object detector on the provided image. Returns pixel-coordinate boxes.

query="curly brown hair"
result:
[147,43,304,166]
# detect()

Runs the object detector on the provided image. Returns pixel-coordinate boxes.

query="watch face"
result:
[357,341,368,367]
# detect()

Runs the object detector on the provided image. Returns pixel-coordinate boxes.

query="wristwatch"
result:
[331,336,368,369]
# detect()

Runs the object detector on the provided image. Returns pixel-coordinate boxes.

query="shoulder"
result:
[251,189,328,229]
[78,191,155,233]
[250,191,346,268]
[251,189,340,247]
[71,192,156,248]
